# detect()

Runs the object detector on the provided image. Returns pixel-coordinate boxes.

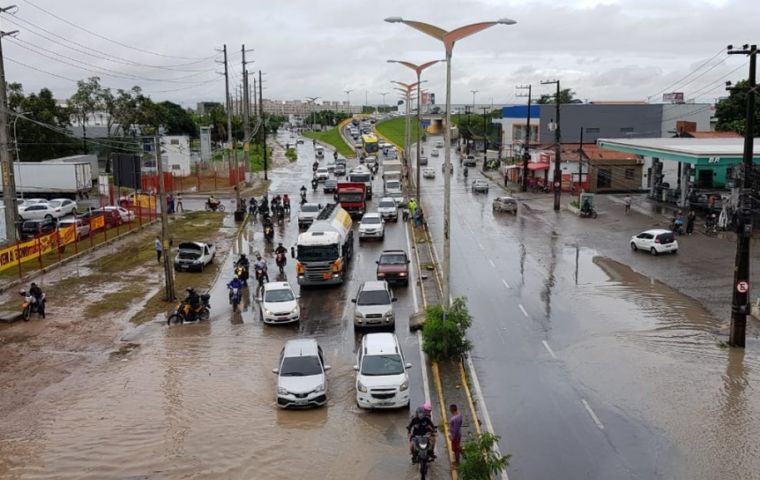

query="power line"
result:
[646,46,725,100]
[21,0,209,61]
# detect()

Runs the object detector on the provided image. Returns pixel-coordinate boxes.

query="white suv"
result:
[377,197,398,222]
[354,333,411,409]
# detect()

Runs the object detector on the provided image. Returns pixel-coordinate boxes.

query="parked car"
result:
[323,179,338,194]
[273,339,329,408]
[261,281,300,325]
[20,218,57,239]
[358,212,385,241]
[17,198,48,207]
[17,203,62,221]
[58,217,90,239]
[376,250,410,286]
[630,229,678,255]
[472,179,489,193]
[422,167,436,179]
[47,198,77,216]
[79,208,122,227]
[352,280,396,328]
[298,203,322,229]
[354,332,411,409]
[377,197,398,222]
[173,241,216,272]
[492,196,518,214]
[102,205,135,223]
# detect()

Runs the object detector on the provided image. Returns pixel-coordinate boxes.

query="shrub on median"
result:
[459,432,511,480]
[422,297,472,362]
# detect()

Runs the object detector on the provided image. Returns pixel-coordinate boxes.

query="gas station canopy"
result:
[597,137,760,166]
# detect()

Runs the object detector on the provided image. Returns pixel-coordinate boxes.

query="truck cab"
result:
[336,182,367,218]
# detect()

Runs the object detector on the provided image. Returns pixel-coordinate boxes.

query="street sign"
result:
[737,281,749,293]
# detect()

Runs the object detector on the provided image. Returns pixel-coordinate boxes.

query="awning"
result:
[527,162,550,171]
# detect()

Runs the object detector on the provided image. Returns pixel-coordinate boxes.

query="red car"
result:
[376,250,410,287]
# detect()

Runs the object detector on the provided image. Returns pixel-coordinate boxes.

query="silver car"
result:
[492,196,518,214]
[352,280,397,328]
[358,213,385,241]
[273,339,330,408]
[377,197,398,222]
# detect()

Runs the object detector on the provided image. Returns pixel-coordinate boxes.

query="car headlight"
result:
[278,387,290,395]
[398,272,407,277]
[377,272,386,277]
[355,312,363,320]
[313,383,325,393]
[399,379,409,392]
[264,309,272,316]
[384,311,394,318]
[357,381,368,393]
[291,306,299,315]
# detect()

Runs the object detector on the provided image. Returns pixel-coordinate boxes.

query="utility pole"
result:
[242,45,253,142]
[259,70,268,181]
[0,14,18,243]
[516,84,532,192]
[727,44,757,348]
[480,106,490,158]
[220,44,240,209]
[155,135,175,302]
[542,79,562,211]
[252,75,257,123]
[345,89,353,115]
[578,127,584,199]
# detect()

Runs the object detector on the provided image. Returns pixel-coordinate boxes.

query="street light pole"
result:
[386,16,517,310]
[542,79,562,211]
[516,84,532,192]
[379,91,389,111]
[345,89,353,115]
[392,81,421,172]
[481,106,490,159]
[0,23,18,242]
[388,60,443,202]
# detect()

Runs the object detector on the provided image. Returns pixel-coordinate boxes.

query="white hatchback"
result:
[47,198,78,216]
[261,281,301,324]
[630,229,678,255]
[273,339,329,408]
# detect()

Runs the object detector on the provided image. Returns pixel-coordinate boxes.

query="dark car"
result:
[376,250,410,286]
[323,179,338,193]
[20,218,57,239]
[334,164,347,176]
[78,208,122,229]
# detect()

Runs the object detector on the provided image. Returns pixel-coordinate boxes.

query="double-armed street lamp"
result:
[391,80,422,170]
[385,16,517,310]
[388,59,444,201]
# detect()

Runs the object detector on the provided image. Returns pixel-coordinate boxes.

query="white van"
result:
[354,333,412,409]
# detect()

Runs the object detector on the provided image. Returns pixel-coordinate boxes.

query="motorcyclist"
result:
[581,197,593,214]
[248,197,258,214]
[333,151,338,161]
[407,406,436,459]
[275,242,287,256]
[262,213,274,229]
[207,195,219,209]
[282,194,290,211]
[29,282,45,318]
[183,288,200,321]
[300,185,307,196]
[254,254,269,284]
[311,177,318,191]
[463,166,469,178]
[235,253,250,270]
[227,276,244,302]
[313,160,319,172]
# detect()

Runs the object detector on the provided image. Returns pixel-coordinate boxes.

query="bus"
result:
[361,134,379,154]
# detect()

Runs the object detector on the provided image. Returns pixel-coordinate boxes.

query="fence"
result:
[140,161,246,194]
[0,205,157,280]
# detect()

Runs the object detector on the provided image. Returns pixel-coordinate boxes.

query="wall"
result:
[539,104,663,143]
[161,135,192,176]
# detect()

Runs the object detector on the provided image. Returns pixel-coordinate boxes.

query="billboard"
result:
[663,92,685,103]
[200,126,212,162]
[112,153,142,189]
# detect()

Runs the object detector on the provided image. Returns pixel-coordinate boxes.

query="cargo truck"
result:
[347,166,373,200]
[294,203,354,286]
[336,182,366,218]
[382,159,403,182]
[0,162,92,198]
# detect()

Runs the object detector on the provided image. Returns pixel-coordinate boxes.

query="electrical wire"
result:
[21,0,210,61]
[646,46,726,100]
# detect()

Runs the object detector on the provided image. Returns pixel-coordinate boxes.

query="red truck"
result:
[336,182,366,218]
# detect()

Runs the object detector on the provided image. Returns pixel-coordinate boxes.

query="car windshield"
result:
[379,200,395,208]
[380,254,406,265]
[178,250,200,259]
[48,200,63,208]
[386,182,400,189]
[362,217,381,225]
[280,356,322,377]
[361,354,404,376]
[350,174,371,182]
[265,288,295,303]
[302,205,320,213]
[357,289,390,305]
[297,244,338,262]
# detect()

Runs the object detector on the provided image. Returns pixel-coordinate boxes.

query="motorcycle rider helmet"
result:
[422,402,432,414]
[256,254,262,260]
[416,406,425,418]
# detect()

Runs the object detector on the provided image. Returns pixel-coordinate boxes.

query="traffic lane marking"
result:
[542,340,557,359]
[581,399,605,430]
[519,304,529,318]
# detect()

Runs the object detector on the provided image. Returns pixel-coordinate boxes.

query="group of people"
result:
[406,402,463,465]
[401,198,425,227]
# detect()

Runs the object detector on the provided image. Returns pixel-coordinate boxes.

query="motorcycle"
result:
[264,224,274,242]
[20,291,45,321]
[411,434,434,479]
[463,166,469,178]
[229,286,242,312]
[255,266,269,288]
[234,265,249,285]
[300,191,307,205]
[669,218,685,235]
[579,205,598,219]
[274,206,285,223]
[283,198,291,214]
[205,200,226,212]
[312,179,318,192]
[258,203,270,217]
[167,293,211,325]
[276,252,287,274]
[705,214,718,235]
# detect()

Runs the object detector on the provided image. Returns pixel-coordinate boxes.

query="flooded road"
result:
[2,134,445,479]
[417,137,760,479]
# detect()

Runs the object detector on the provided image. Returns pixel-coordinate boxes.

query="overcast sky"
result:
[2,0,756,109]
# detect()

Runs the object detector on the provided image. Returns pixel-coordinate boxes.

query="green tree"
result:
[157,101,197,137]
[715,79,760,136]
[69,76,102,153]
[537,88,576,104]
[10,84,79,161]
[422,297,473,362]
[459,432,511,480]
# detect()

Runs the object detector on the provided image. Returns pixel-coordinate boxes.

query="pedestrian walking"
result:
[154,236,163,263]
[686,209,696,235]
[402,208,410,222]
[167,193,175,214]
[408,199,417,220]
[449,404,463,466]
[624,194,632,214]
[176,192,183,212]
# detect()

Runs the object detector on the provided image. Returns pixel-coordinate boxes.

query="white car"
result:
[358,212,385,241]
[630,229,679,255]
[17,202,63,220]
[435,140,444,148]
[273,339,329,408]
[352,280,396,328]
[377,197,398,222]
[261,281,301,324]
[315,167,330,182]
[422,167,436,179]
[492,196,518,214]
[354,333,411,409]
[431,149,439,157]
[18,198,49,208]
[58,217,90,239]
[47,198,77,216]
[102,205,135,223]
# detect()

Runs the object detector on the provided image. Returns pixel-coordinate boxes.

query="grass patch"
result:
[375,117,420,150]
[570,199,580,209]
[304,128,354,157]
[84,282,149,317]
[285,147,297,162]
[211,144,272,173]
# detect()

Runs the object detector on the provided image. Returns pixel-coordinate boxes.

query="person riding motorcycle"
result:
[463,166,469,178]
[407,406,436,460]
[207,195,220,210]
[275,242,288,272]
[227,276,244,303]
[282,194,291,211]
[183,288,201,321]
[300,185,307,196]
[311,177,318,191]
[312,160,319,172]
[333,151,338,161]
[254,254,269,285]
[28,282,46,318]
[274,242,287,257]
[248,197,258,214]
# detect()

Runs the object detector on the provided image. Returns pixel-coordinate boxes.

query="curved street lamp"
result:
[388,59,444,201]
[391,80,422,169]
[385,16,517,310]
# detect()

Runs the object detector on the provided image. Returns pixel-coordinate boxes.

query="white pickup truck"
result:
[174,242,216,272]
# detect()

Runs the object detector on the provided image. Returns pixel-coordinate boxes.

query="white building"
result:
[160,135,193,176]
